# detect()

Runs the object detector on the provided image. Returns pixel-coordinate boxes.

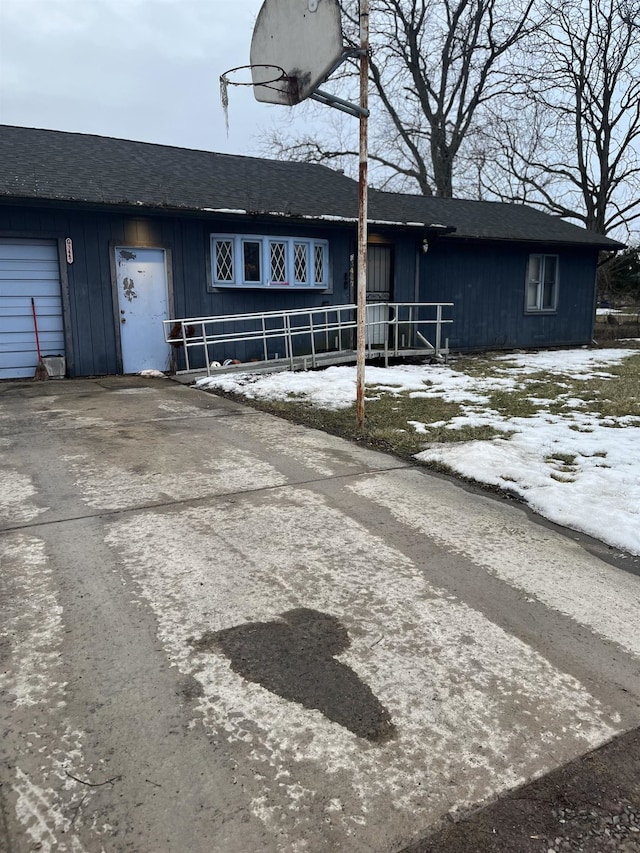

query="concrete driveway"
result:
[1,376,639,853]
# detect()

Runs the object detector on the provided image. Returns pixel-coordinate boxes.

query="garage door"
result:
[0,239,65,379]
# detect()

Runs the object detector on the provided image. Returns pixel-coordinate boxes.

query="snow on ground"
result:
[196,348,640,555]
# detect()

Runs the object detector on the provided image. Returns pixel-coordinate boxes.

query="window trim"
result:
[213,237,235,284]
[210,233,330,290]
[525,253,559,313]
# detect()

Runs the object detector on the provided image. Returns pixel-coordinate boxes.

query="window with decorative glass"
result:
[526,254,558,312]
[210,234,329,288]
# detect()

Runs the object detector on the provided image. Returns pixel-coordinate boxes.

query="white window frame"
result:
[241,238,263,285]
[526,254,559,313]
[210,234,330,289]
[212,237,235,284]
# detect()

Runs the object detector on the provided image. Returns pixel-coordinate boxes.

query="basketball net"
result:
[220,77,230,133]
[219,65,290,135]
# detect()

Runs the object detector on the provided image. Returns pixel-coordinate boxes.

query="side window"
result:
[526,254,558,312]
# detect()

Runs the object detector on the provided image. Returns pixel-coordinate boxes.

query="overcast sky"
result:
[0,0,310,156]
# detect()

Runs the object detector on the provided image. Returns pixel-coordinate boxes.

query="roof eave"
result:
[442,232,625,251]
[0,193,457,231]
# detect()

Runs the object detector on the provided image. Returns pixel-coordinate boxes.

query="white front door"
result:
[115,246,171,373]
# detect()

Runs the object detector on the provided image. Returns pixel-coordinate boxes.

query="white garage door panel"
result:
[0,239,65,379]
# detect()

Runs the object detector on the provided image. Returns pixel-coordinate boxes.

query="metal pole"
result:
[356,0,369,430]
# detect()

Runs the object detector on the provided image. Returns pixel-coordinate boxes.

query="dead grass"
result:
[243,390,504,460]
[453,353,640,421]
[579,355,640,419]
[546,452,578,465]
[203,351,640,468]
[486,388,539,418]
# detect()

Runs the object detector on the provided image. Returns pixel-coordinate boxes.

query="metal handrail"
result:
[163,302,453,375]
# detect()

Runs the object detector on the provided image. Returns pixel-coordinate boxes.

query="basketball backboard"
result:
[250,0,345,105]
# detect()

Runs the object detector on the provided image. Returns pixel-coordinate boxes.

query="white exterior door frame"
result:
[111,243,174,374]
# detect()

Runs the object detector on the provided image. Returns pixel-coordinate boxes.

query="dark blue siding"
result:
[420,239,597,350]
[0,204,353,376]
[0,203,600,376]
[391,235,418,302]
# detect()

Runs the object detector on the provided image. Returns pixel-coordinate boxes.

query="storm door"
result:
[366,244,393,346]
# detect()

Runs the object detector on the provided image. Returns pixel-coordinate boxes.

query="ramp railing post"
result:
[261,315,268,361]
[393,303,399,355]
[183,322,191,372]
[285,313,294,368]
[203,320,211,375]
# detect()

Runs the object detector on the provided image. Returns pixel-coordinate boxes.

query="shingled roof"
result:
[0,125,622,249]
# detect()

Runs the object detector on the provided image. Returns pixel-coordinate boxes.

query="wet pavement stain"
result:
[190,608,396,742]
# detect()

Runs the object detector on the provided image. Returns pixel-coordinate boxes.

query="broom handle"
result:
[31,297,42,361]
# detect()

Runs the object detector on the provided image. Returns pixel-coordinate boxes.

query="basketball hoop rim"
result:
[220,63,290,89]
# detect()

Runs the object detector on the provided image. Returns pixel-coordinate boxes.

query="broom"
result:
[31,297,49,381]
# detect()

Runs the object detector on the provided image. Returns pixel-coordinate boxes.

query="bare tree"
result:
[480,0,640,237]
[261,0,537,197]
[598,243,640,299]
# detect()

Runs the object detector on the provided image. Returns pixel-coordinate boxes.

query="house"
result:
[0,124,623,379]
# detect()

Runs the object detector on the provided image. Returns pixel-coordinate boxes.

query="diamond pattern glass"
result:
[294,243,308,283]
[270,242,287,283]
[216,240,234,282]
[213,235,327,288]
[314,244,324,284]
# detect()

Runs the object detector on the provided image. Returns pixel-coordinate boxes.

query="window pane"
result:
[542,256,557,309]
[314,244,324,284]
[543,256,557,285]
[243,241,261,282]
[542,282,555,309]
[544,255,558,282]
[527,281,539,309]
[528,255,541,284]
[270,242,287,283]
[294,243,308,283]
[215,240,234,282]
